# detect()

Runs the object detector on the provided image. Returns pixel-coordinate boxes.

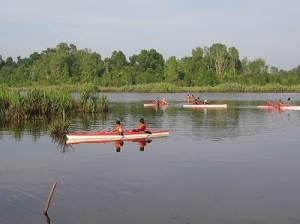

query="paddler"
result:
[193,97,200,105]
[113,120,124,136]
[203,99,210,104]
[277,99,283,108]
[156,97,160,106]
[131,118,147,132]
[152,97,160,106]
[161,98,167,105]
[267,100,273,106]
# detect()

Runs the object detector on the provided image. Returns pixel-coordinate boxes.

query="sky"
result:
[0,0,299,70]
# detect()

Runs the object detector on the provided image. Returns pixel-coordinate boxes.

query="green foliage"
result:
[78,83,108,112]
[1,42,300,91]
[216,83,245,92]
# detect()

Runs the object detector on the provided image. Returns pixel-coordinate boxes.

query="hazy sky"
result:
[1,0,299,70]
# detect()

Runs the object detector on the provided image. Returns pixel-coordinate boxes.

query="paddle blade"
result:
[287,97,291,101]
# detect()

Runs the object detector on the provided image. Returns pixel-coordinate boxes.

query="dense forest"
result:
[0,42,300,89]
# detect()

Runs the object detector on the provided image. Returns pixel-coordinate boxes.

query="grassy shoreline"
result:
[7,82,300,93]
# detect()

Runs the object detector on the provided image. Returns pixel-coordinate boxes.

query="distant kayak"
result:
[183,104,227,108]
[257,105,300,111]
[144,103,167,107]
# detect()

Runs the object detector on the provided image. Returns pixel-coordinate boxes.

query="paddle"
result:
[286,97,291,102]
[145,131,152,134]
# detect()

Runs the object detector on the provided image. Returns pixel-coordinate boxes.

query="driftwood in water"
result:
[44,181,58,215]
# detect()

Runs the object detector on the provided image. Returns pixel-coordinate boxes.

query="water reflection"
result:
[50,135,70,152]
[114,140,124,152]
[143,104,168,112]
[131,139,152,151]
[66,138,156,152]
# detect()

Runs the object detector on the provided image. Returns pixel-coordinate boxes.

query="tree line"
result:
[0,42,299,88]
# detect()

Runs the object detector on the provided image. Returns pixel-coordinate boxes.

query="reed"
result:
[0,85,11,115]
[78,84,109,113]
[47,89,75,115]
[98,94,109,112]
[48,119,71,136]
[0,86,109,136]
[7,91,25,121]
[23,89,44,117]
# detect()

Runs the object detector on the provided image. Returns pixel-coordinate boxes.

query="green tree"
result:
[164,56,179,83]
[130,49,165,83]
[74,49,105,83]
[240,58,269,85]
[208,43,229,81]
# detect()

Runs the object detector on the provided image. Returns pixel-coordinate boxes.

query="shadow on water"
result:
[66,138,154,152]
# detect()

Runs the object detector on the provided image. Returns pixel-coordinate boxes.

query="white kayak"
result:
[143,103,167,107]
[66,130,169,142]
[257,105,300,111]
[183,104,227,108]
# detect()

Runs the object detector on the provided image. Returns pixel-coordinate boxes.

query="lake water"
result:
[1,93,300,224]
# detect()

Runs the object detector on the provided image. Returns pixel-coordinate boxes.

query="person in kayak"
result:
[152,97,160,106]
[203,99,210,104]
[267,100,273,106]
[277,99,283,108]
[113,120,124,136]
[131,118,147,132]
[193,97,200,105]
[156,97,160,106]
[161,98,167,105]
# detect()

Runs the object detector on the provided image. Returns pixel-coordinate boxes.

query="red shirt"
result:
[138,123,147,131]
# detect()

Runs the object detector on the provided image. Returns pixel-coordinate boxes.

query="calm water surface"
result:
[1,93,300,224]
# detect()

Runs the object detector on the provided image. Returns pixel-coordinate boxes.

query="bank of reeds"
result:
[100,83,300,93]
[0,85,109,136]
[8,82,300,93]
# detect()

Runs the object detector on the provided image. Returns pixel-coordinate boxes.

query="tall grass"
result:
[8,83,300,93]
[78,84,109,113]
[0,86,109,136]
[98,83,300,93]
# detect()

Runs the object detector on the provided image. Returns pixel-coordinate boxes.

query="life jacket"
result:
[138,123,147,131]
